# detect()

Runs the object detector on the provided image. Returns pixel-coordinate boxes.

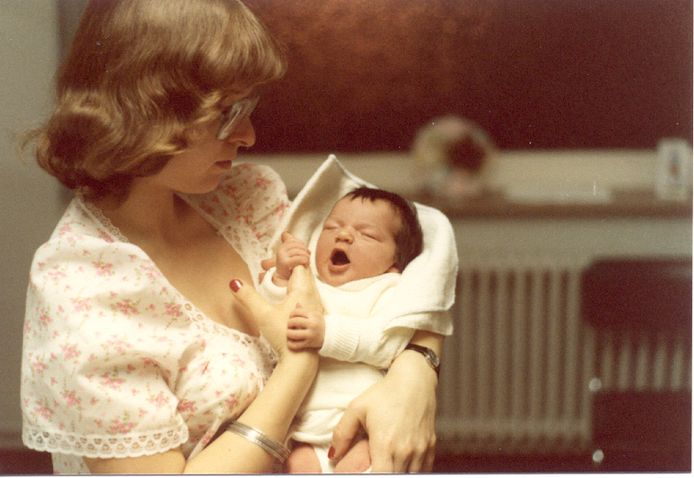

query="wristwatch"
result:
[404,344,440,376]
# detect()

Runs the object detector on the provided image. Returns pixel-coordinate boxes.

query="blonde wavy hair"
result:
[28,0,286,200]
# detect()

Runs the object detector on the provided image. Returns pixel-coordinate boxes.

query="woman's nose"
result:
[225,116,256,148]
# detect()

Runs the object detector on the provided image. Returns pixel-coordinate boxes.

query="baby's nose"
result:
[336,229,353,243]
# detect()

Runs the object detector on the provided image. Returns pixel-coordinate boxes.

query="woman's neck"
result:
[94,179,198,245]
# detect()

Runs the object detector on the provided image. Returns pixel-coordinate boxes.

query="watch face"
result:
[408,344,440,371]
[428,350,440,368]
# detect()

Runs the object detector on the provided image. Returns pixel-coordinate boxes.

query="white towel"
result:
[268,155,457,335]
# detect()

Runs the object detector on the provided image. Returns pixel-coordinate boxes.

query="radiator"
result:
[436,254,692,453]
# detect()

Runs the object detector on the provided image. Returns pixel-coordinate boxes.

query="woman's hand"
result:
[286,263,323,315]
[231,265,322,360]
[330,344,439,472]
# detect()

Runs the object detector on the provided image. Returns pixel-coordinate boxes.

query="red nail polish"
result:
[328,446,335,459]
[229,279,243,292]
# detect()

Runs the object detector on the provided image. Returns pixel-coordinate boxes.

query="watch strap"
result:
[404,343,440,376]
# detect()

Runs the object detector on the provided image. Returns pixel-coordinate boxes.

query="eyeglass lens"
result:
[217,97,259,140]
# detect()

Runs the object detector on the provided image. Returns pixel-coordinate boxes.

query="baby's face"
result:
[315,196,400,287]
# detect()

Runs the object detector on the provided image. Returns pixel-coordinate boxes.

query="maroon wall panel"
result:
[244,0,692,153]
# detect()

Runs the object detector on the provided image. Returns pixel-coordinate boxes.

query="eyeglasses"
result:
[216,96,259,140]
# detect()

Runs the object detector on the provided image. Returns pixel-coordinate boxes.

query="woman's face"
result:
[315,196,401,286]
[145,93,256,195]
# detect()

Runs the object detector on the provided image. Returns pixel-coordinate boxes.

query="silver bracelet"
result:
[226,421,290,463]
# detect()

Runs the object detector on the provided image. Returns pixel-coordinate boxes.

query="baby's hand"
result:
[287,303,325,350]
[274,232,310,287]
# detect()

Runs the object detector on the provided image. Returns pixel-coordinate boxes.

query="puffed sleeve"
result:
[21,231,192,459]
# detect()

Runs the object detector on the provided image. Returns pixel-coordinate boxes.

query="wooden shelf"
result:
[412,189,692,219]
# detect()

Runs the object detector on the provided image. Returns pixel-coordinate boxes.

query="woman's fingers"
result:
[423,440,436,472]
[392,440,417,472]
[367,438,395,472]
[229,279,270,318]
[229,279,287,353]
[330,405,366,463]
[287,264,310,291]
[287,266,322,313]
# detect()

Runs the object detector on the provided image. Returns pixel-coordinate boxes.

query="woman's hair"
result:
[29,0,286,201]
[344,187,424,272]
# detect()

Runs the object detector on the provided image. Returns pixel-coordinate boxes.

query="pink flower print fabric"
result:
[180,163,290,284]
[20,163,289,473]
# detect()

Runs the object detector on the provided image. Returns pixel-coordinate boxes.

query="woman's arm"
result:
[86,351,318,474]
[87,267,321,474]
[185,349,318,473]
[330,328,444,473]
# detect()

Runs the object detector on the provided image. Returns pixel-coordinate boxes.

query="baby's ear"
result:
[387,264,401,273]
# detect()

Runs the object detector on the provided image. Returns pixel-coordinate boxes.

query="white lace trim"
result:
[23,423,189,459]
[77,195,131,243]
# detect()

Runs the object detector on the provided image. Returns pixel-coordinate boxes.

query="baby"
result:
[259,186,424,473]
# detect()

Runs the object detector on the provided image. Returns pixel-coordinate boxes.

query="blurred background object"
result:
[656,138,692,202]
[412,115,498,198]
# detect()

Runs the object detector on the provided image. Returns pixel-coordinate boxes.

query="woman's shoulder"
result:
[45,197,124,244]
[31,198,154,294]
[34,198,140,260]
[26,201,188,352]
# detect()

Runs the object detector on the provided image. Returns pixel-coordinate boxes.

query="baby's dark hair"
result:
[343,187,424,271]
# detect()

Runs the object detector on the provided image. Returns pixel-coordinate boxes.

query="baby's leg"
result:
[334,438,371,473]
[285,442,322,473]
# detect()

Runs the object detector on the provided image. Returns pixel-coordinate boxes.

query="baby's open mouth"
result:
[330,249,350,266]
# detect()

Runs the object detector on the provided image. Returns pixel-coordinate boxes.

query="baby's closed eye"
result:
[322,220,339,231]
[358,228,382,240]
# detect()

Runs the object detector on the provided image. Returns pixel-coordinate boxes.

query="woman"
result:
[21,0,445,473]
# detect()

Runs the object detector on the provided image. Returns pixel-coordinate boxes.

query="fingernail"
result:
[229,279,243,292]
[328,446,335,459]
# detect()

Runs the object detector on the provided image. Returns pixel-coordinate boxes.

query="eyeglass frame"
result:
[216,96,259,140]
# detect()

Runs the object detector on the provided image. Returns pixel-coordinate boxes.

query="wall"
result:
[243,148,664,198]
[0,1,63,444]
[244,0,692,152]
